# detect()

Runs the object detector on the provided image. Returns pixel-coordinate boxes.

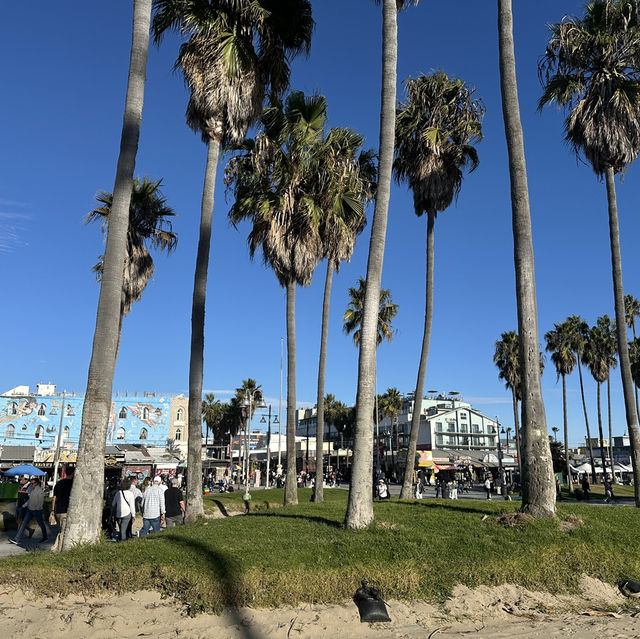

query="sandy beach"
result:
[1,575,638,639]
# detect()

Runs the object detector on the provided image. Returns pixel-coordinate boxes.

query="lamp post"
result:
[496,417,503,477]
[260,408,278,488]
[241,390,266,499]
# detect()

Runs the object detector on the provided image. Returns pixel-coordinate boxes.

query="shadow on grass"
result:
[211,500,230,517]
[163,533,265,639]
[247,511,344,529]
[392,499,515,517]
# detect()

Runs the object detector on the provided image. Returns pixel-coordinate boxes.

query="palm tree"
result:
[343,278,398,347]
[564,315,597,480]
[394,71,483,501]
[378,387,402,478]
[544,321,577,491]
[313,129,375,504]
[539,0,640,505]
[86,177,178,357]
[227,92,328,506]
[201,392,223,450]
[625,294,640,416]
[583,316,617,479]
[494,331,523,479]
[153,0,313,522]
[346,0,419,530]
[64,0,152,549]
[497,0,555,517]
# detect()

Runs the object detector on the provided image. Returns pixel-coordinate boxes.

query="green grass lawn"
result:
[0,489,638,613]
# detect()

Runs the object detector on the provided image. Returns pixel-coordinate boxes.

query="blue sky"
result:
[1,1,640,447]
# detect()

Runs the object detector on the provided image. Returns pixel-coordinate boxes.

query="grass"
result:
[0,489,638,614]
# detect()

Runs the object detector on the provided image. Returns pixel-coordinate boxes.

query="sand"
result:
[0,574,639,639]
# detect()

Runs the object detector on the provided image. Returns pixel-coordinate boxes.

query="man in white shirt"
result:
[139,476,165,536]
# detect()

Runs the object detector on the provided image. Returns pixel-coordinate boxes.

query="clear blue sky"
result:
[1,1,639,447]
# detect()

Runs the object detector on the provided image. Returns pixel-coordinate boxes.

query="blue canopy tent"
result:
[3,464,46,477]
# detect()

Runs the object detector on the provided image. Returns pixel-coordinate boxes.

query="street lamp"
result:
[241,390,266,500]
[260,407,278,487]
[495,417,503,477]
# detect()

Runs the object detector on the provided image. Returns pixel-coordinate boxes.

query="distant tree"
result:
[343,277,398,347]
[550,440,566,474]
[201,393,223,449]
[544,321,577,490]
[378,387,402,476]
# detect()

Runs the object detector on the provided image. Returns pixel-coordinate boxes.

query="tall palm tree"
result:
[583,316,617,479]
[227,92,327,506]
[564,315,597,480]
[625,294,640,416]
[153,0,313,522]
[378,387,402,477]
[86,177,178,357]
[343,278,398,347]
[544,321,577,491]
[494,330,523,478]
[394,71,483,500]
[498,0,555,517]
[64,0,152,548]
[313,129,375,504]
[539,0,640,505]
[346,0,419,530]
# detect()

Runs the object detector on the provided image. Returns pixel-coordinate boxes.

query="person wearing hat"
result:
[164,477,185,527]
[139,475,165,536]
[377,479,390,500]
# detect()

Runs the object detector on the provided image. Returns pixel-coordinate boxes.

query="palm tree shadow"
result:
[248,511,343,529]
[163,533,265,639]
[393,500,511,517]
[211,499,230,517]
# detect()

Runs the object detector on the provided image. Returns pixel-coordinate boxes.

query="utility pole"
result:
[52,391,66,488]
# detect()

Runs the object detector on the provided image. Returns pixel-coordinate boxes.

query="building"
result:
[0,384,189,472]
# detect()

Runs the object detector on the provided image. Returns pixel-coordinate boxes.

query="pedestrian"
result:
[377,479,390,500]
[164,477,185,527]
[126,476,144,538]
[484,477,492,500]
[51,466,74,552]
[112,478,136,542]
[581,474,591,500]
[604,476,615,503]
[139,475,166,536]
[14,474,32,532]
[10,477,48,544]
[434,479,441,499]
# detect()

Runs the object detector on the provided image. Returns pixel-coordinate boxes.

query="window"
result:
[50,407,57,416]
[37,404,46,416]
[472,423,481,434]
[459,424,467,433]
[435,422,443,432]
[66,404,75,416]
[176,408,185,422]
[142,407,150,420]
[447,422,455,433]
[5,424,14,438]
[62,426,70,442]
[460,412,467,419]
[119,407,127,419]
[435,434,443,446]
[35,425,44,439]
[460,436,469,446]
[9,402,17,415]
[140,428,148,440]
[116,427,125,440]
[175,428,182,441]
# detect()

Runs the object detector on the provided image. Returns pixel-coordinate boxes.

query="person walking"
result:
[51,466,74,552]
[604,476,616,504]
[581,474,591,500]
[376,479,390,500]
[10,477,47,544]
[484,476,492,500]
[164,477,185,527]
[14,474,32,533]
[126,475,143,538]
[139,475,165,536]
[112,478,136,542]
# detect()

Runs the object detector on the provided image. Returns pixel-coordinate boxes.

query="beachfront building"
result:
[0,384,190,473]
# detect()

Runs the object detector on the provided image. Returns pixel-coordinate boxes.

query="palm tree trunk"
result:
[498,0,555,517]
[512,389,522,480]
[608,377,615,481]
[314,262,333,503]
[400,211,435,500]
[64,0,151,549]
[285,279,298,506]
[605,166,640,505]
[596,381,608,480]
[185,135,221,524]
[390,416,396,478]
[346,0,398,528]
[562,374,572,491]
[577,360,597,482]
